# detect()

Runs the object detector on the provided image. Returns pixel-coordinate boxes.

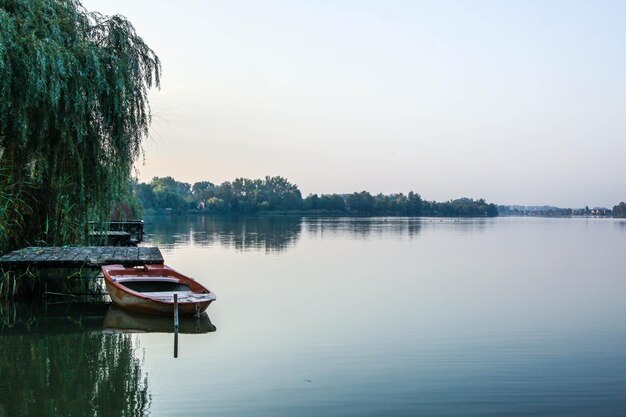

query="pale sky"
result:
[82,0,626,207]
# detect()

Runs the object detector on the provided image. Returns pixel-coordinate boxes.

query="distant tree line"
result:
[499,204,619,217]
[497,205,577,217]
[134,176,498,217]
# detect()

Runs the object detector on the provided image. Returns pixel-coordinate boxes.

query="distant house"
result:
[591,207,611,216]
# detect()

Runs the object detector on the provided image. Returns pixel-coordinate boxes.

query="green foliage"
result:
[0,0,160,253]
[0,168,33,250]
[347,191,423,215]
[303,193,347,212]
[151,176,191,196]
[347,191,376,214]
[423,198,498,217]
[139,175,303,214]
[135,175,498,217]
[147,176,191,212]
[613,202,626,218]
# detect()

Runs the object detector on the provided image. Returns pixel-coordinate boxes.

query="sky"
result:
[82,0,626,207]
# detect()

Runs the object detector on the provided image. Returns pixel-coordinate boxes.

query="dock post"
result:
[174,330,179,358]
[174,293,179,330]
[174,293,179,358]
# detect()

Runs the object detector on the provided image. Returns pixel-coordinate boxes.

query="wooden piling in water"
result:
[174,293,179,330]
[174,293,179,358]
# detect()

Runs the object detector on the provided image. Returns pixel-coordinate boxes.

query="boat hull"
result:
[102,264,216,317]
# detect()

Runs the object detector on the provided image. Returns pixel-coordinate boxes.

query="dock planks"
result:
[0,246,163,269]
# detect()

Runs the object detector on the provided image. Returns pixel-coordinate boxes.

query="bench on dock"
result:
[88,231,132,246]
[88,220,145,245]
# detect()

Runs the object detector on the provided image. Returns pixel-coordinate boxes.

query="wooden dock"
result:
[0,246,163,268]
[0,246,163,299]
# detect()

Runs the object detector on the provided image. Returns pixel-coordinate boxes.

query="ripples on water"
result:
[2,216,626,416]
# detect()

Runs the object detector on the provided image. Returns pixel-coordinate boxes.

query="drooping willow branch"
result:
[0,0,161,252]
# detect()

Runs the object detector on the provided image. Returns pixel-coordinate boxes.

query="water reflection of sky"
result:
[145,216,498,253]
[138,216,626,416]
[4,216,626,416]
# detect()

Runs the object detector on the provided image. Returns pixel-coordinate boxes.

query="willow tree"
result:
[0,0,160,253]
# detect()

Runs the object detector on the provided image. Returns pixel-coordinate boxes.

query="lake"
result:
[2,216,626,416]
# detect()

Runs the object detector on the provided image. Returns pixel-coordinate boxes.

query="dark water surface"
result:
[2,216,626,416]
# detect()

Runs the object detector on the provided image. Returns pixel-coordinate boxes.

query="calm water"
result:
[2,216,626,416]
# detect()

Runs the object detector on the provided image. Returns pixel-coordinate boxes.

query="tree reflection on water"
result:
[0,302,150,417]
[147,215,303,252]
[304,216,423,238]
[145,215,433,252]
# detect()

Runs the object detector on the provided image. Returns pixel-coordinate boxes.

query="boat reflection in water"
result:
[103,304,216,334]
[0,300,217,416]
[102,303,216,358]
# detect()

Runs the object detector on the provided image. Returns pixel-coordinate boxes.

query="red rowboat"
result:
[102,264,216,316]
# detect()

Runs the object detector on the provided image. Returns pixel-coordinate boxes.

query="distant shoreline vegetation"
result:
[132,176,499,217]
[498,204,620,217]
